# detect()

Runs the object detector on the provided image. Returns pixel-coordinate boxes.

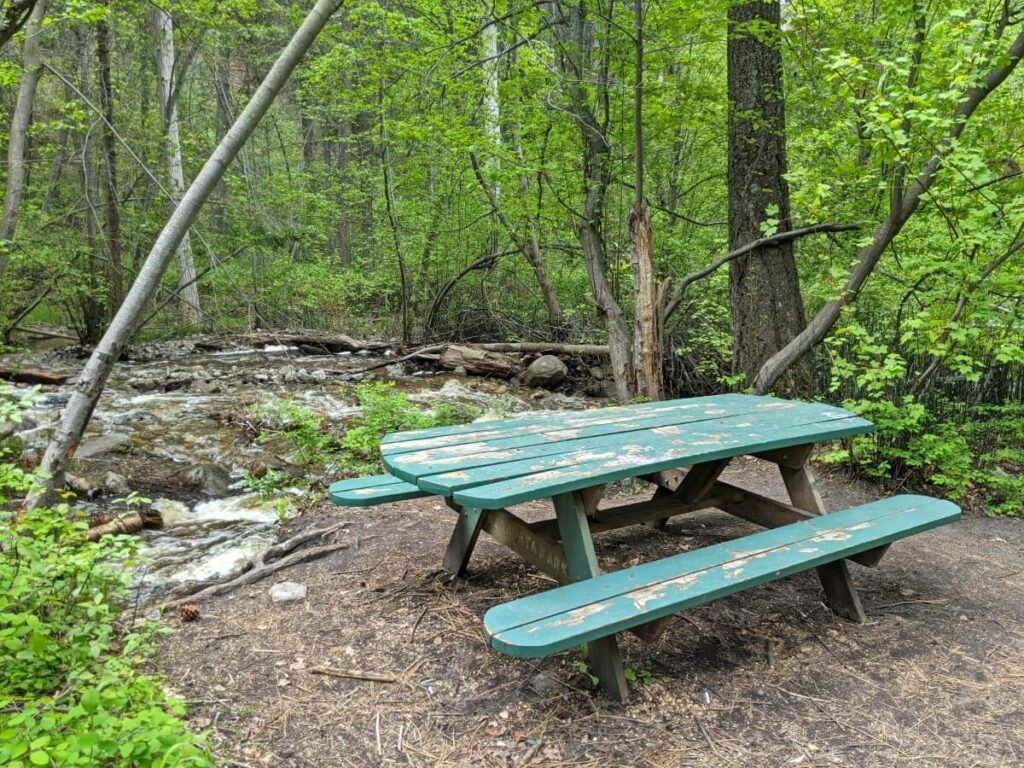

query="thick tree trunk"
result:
[727,0,808,393]
[31,0,345,506]
[96,6,123,312]
[155,8,202,328]
[1,0,47,280]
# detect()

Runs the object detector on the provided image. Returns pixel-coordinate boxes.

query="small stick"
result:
[374,712,382,755]
[309,666,397,683]
[410,606,429,643]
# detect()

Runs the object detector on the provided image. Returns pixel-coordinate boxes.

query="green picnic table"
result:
[329,393,960,700]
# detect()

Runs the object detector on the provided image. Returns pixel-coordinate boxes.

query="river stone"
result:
[184,463,233,497]
[270,581,307,604]
[76,431,132,458]
[523,355,567,389]
[103,471,131,495]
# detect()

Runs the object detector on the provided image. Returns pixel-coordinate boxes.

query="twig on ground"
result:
[310,667,398,683]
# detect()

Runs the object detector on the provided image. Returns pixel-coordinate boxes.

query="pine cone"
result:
[177,603,200,623]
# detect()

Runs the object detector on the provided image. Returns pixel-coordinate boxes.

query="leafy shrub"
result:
[0,467,212,765]
[249,382,480,479]
[823,324,1024,514]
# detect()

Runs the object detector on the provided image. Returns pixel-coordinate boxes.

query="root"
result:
[163,522,349,607]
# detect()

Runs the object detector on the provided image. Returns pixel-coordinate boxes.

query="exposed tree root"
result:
[163,522,349,607]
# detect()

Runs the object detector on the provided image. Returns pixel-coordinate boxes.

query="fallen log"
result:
[440,344,520,377]
[87,511,163,541]
[195,332,389,355]
[0,368,69,385]
[474,342,609,355]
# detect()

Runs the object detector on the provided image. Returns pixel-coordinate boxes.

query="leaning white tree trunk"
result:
[30,0,345,505]
[155,8,202,327]
[1,0,48,280]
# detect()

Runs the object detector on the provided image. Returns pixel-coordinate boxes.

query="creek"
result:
[2,337,598,601]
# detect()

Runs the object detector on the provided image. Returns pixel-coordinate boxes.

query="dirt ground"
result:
[155,458,1024,767]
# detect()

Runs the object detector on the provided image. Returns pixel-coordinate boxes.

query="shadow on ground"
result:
[156,458,1024,767]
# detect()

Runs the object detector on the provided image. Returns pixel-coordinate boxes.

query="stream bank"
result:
[2,333,605,601]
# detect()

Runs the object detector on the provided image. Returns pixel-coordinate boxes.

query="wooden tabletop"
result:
[381,394,873,509]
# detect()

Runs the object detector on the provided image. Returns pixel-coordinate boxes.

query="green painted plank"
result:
[385,397,823,475]
[380,397,778,456]
[452,414,872,509]
[385,400,858,483]
[386,400,814,481]
[328,474,429,506]
[484,496,960,657]
[380,393,753,448]
[416,407,864,494]
[329,474,406,492]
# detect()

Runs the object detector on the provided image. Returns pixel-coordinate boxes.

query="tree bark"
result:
[727,0,808,393]
[31,0,346,506]
[1,0,47,280]
[155,8,202,328]
[96,4,123,312]
[380,109,411,344]
[550,0,634,401]
[629,0,661,400]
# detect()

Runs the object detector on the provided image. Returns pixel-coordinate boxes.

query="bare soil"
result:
[155,458,1024,767]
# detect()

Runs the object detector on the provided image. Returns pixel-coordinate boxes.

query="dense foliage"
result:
[0,3,1021,502]
[0,392,212,767]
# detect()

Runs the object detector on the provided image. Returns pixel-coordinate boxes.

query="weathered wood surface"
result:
[328,474,429,506]
[379,395,872,509]
[438,344,520,377]
[483,495,960,657]
[452,415,869,508]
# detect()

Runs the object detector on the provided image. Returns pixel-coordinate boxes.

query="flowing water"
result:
[4,339,596,600]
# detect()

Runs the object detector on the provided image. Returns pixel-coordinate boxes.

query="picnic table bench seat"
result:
[483,495,960,657]
[328,474,430,506]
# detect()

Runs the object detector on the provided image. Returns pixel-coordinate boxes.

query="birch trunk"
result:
[31,0,345,505]
[155,8,202,327]
[1,0,47,280]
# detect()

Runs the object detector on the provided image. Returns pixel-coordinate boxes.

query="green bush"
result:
[0,483,212,765]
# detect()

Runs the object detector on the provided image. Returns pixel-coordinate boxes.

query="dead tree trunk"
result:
[1,0,47,280]
[30,0,346,506]
[727,0,809,394]
[629,0,662,400]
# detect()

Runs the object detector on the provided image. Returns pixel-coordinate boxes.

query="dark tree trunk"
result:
[97,6,123,312]
[727,0,808,393]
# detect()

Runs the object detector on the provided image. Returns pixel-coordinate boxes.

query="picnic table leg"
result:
[781,461,868,623]
[553,490,629,703]
[442,501,486,576]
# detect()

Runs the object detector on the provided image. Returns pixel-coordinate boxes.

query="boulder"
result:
[523,355,567,389]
